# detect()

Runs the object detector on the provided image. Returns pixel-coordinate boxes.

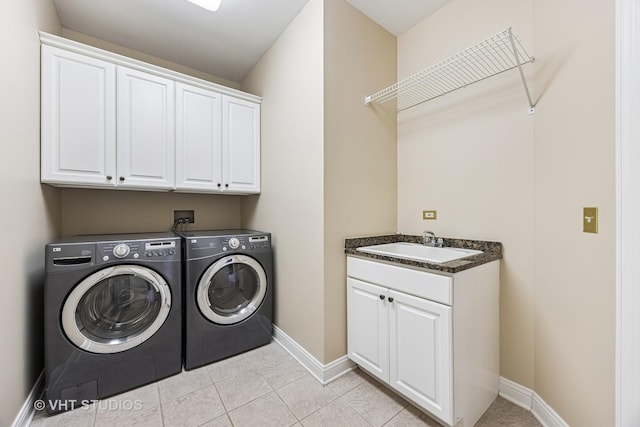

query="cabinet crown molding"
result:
[39,31,261,105]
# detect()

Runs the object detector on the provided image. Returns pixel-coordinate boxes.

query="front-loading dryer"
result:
[179,229,273,370]
[43,232,182,413]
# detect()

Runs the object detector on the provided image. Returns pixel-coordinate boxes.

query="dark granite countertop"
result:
[344,234,502,274]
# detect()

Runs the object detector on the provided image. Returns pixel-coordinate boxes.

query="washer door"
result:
[197,255,267,325]
[62,265,171,354]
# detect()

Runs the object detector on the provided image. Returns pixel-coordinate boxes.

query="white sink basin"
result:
[356,242,482,264]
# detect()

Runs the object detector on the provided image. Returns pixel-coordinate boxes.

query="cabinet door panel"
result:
[347,278,389,382]
[117,67,175,189]
[175,83,223,191]
[222,96,260,193]
[389,290,453,425]
[41,45,116,186]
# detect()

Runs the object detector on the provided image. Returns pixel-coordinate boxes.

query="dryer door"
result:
[61,265,171,354]
[197,254,267,325]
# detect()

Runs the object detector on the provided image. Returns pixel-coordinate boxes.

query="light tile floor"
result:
[31,341,541,427]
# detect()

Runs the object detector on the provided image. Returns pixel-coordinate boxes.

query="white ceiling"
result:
[345,0,449,36]
[51,0,449,83]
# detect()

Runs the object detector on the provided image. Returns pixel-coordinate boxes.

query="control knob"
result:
[113,243,130,258]
[228,237,240,249]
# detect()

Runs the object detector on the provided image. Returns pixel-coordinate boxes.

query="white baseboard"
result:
[531,393,570,427]
[272,324,355,385]
[499,377,569,427]
[498,376,533,410]
[11,370,44,427]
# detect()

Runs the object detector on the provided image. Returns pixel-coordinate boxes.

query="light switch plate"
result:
[583,207,598,233]
[423,210,437,220]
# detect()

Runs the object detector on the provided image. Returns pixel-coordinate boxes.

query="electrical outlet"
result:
[583,207,598,233]
[174,210,195,225]
[423,210,437,220]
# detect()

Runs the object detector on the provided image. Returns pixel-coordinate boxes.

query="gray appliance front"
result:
[197,254,267,325]
[62,264,172,354]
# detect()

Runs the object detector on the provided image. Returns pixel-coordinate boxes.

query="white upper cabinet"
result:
[175,87,261,194]
[117,67,175,190]
[175,83,223,192]
[41,45,116,187]
[40,32,261,194]
[223,96,261,194]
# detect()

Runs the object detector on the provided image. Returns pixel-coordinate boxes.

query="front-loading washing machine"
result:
[179,229,273,370]
[43,232,182,413]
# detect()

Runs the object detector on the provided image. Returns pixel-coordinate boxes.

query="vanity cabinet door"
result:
[347,277,389,382]
[389,290,453,425]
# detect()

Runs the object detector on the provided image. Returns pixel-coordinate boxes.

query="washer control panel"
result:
[97,240,178,262]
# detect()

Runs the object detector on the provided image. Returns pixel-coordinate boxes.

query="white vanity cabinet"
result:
[346,256,499,427]
[40,32,261,194]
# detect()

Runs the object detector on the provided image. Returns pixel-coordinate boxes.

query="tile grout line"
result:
[155,383,166,427]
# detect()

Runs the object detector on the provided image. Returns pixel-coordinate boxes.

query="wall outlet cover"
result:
[423,210,438,220]
[583,207,598,233]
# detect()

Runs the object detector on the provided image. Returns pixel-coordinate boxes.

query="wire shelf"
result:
[365,28,535,113]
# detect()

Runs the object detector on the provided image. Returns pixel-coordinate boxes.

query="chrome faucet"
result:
[423,230,444,247]
[423,230,436,246]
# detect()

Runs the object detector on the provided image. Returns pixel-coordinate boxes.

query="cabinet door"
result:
[175,83,223,191]
[117,66,175,189]
[389,290,453,425]
[347,278,389,382]
[41,45,116,186]
[222,95,260,193]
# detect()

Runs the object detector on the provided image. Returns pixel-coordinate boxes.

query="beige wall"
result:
[242,0,397,364]
[533,0,615,425]
[61,189,241,235]
[62,28,241,89]
[0,1,62,425]
[397,0,536,388]
[323,0,397,362]
[398,0,615,424]
[241,0,326,360]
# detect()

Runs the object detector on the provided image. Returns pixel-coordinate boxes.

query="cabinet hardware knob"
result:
[119,176,125,181]
[379,295,385,300]
[388,297,394,302]
[225,183,229,188]
[217,183,221,187]
[106,175,112,180]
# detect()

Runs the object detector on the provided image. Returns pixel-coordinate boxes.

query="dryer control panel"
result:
[186,233,271,257]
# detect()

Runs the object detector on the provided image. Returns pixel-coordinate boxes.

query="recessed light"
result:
[187,0,222,12]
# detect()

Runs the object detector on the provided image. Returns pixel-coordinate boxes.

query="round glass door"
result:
[197,255,267,325]
[62,265,171,354]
